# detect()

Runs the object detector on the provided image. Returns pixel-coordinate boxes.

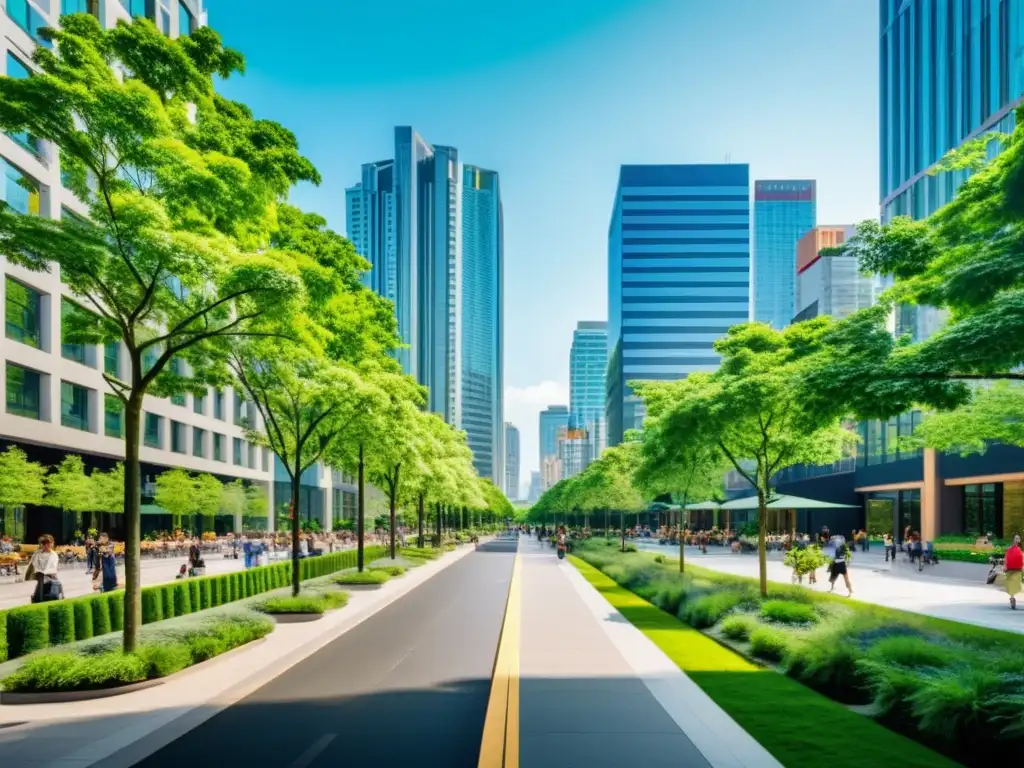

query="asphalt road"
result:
[135,538,518,768]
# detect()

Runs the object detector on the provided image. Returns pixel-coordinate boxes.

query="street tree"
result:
[636,424,727,572]
[0,446,47,540]
[636,320,854,596]
[154,469,199,531]
[194,473,223,533]
[244,485,269,531]
[90,464,125,535]
[0,17,316,651]
[45,455,97,536]
[221,480,247,533]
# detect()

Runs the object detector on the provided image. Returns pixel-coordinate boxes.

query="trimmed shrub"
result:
[372,565,406,577]
[720,614,759,641]
[199,579,211,610]
[749,626,789,661]
[6,605,49,658]
[172,582,191,617]
[48,602,75,646]
[73,600,94,641]
[188,580,200,611]
[0,610,7,663]
[109,593,124,631]
[91,596,112,637]
[257,591,349,615]
[210,576,222,607]
[164,584,179,619]
[141,588,163,624]
[244,570,255,597]
[760,600,817,625]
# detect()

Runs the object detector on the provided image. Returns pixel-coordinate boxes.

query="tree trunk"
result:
[435,502,442,546]
[417,492,425,548]
[757,486,768,597]
[389,465,400,559]
[679,495,687,574]
[121,394,144,654]
[357,443,365,572]
[604,508,609,538]
[291,458,302,597]
[621,511,626,553]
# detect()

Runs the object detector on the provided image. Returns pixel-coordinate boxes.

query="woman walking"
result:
[828,535,853,597]
[1004,534,1022,609]
[24,534,62,603]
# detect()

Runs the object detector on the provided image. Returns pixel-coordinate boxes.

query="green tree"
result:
[91,464,125,535]
[636,426,726,572]
[153,468,198,530]
[0,446,47,541]
[45,455,97,537]
[0,18,317,651]
[636,320,853,596]
[194,473,223,532]
[244,485,269,531]
[221,479,247,533]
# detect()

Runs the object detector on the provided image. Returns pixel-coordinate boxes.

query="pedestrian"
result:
[1004,534,1022,610]
[828,536,853,597]
[24,534,62,603]
[94,543,120,593]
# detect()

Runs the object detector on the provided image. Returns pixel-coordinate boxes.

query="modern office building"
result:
[346,133,503,481]
[744,1,1024,546]
[503,422,519,500]
[0,1,367,543]
[569,321,607,465]
[527,470,543,502]
[461,165,503,484]
[345,127,460,422]
[794,226,883,322]
[538,404,569,473]
[558,412,591,480]
[606,164,751,446]
[752,180,816,329]
[881,0,1024,341]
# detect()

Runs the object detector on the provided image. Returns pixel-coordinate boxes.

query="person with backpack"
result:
[828,535,853,597]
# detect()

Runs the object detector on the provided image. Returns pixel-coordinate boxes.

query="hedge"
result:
[1,546,385,661]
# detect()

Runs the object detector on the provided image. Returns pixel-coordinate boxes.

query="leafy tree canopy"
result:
[0,446,47,509]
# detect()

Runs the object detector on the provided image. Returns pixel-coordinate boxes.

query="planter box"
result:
[0,677,163,705]
[334,583,383,591]
[265,612,324,624]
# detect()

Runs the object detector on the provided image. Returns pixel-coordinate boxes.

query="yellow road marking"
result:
[478,549,521,768]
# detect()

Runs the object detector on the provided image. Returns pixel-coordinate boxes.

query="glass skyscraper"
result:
[504,423,519,500]
[606,164,751,446]
[569,321,608,464]
[752,180,815,329]
[461,165,504,484]
[880,0,1024,340]
[345,127,460,423]
[881,0,1024,223]
[539,405,570,470]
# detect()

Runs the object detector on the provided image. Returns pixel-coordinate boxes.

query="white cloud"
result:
[504,380,569,498]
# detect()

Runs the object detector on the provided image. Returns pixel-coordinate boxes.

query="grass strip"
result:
[569,556,960,768]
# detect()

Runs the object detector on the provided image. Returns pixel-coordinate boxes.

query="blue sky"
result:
[209,0,879,492]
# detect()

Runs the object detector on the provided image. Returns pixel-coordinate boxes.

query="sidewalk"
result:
[516,538,779,768]
[0,545,477,768]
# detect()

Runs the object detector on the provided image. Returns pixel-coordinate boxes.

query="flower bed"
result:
[0,546,385,661]
[572,540,1024,766]
[0,614,272,700]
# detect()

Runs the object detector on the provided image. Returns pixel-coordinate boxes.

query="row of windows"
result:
[4,276,257,423]
[6,360,267,467]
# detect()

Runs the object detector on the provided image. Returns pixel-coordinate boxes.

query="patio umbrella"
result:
[719,494,858,510]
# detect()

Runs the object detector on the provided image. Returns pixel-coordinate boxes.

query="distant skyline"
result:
[208,0,879,481]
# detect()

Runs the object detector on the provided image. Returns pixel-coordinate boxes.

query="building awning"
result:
[140,504,171,516]
[684,500,721,510]
[647,502,681,513]
[719,494,859,511]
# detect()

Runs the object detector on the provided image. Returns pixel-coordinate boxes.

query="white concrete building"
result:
[0,0,360,539]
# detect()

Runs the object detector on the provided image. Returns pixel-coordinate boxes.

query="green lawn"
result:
[570,556,961,768]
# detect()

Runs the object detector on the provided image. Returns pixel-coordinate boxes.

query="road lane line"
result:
[289,733,336,768]
[477,545,521,768]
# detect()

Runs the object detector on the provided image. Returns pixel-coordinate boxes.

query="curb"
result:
[264,612,324,624]
[0,678,163,705]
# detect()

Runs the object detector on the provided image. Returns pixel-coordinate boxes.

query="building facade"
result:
[347,132,503,481]
[346,128,460,422]
[527,470,542,502]
[0,0,310,543]
[461,165,503,484]
[606,164,751,445]
[558,412,591,480]
[569,320,607,465]
[538,404,569,474]
[756,0,1024,546]
[503,422,519,500]
[752,180,816,329]
[795,226,883,321]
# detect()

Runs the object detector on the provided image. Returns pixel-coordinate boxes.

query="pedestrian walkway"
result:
[513,538,779,768]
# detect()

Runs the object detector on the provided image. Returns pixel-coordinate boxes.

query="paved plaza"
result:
[636,540,1022,634]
